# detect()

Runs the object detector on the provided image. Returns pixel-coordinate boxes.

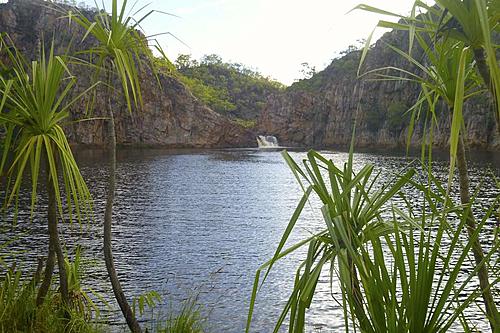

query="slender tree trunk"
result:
[36,239,55,306]
[36,156,69,307]
[46,155,70,307]
[456,134,500,331]
[471,47,500,331]
[103,68,142,333]
[33,257,44,285]
[473,47,500,134]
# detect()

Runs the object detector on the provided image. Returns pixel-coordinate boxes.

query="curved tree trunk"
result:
[104,78,142,333]
[47,156,70,307]
[473,47,500,134]
[456,135,500,331]
[471,47,500,331]
[37,155,69,307]
[36,240,55,306]
[33,257,44,285]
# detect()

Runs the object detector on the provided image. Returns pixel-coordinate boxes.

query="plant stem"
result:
[456,134,500,331]
[36,240,55,306]
[37,153,70,308]
[349,256,370,331]
[33,257,44,285]
[473,47,500,134]
[103,66,142,333]
[47,154,70,308]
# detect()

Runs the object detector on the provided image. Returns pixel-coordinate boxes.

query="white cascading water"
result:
[257,135,279,148]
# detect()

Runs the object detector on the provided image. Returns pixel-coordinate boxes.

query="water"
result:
[257,135,279,148]
[0,148,499,332]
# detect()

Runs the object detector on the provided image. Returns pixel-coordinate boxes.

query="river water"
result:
[1,148,499,332]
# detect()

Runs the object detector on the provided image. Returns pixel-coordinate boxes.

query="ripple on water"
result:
[0,148,498,332]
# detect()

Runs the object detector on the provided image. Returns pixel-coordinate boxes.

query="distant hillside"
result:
[258,28,499,150]
[174,54,285,128]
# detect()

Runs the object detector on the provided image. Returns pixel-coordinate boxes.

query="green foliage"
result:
[156,299,207,333]
[66,1,165,331]
[63,0,162,112]
[299,62,316,80]
[0,36,94,222]
[387,100,409,132]
[333,54,360,75]
[154,56,177,76]
[179,75,237,113]
[337,175,498,333]
[0,265,102,332]
[361,28,485,183]
[433,0,500,126]
[133,292,208,333]
[64,247,102,318]
[362,100,386,132]
[289,72,326,92]
[290,51,360,92]
[233,118,257,129]
[328,1,500,331]
[247,148,499,332]
[0,130,4,156]
[356,0,499,161]
[132,290,161,317]
[175,54,198,70]
[174,54,285,120]
[0,266,39,331]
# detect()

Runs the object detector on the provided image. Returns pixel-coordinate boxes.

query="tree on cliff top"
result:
[173,53,285,123]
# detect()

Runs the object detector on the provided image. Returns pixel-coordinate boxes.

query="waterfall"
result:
[257,135,279,148]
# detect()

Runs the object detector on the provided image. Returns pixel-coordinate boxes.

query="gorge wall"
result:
[258,29,500,150]
[2,0,499,151]
[0,0,255,148]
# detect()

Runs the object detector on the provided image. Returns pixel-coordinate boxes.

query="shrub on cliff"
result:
[173,54,285,122]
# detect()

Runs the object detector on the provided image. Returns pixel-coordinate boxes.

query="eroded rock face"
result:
[0,0,255,148]
[259,29,500,150]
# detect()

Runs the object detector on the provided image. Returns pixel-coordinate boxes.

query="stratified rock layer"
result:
[259,29,500,150]
[0,0,255,148]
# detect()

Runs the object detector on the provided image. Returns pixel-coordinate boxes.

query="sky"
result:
[82,0,430,85]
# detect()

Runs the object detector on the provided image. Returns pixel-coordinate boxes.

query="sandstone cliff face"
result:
[259,29,500,150]
[0,0,255,148]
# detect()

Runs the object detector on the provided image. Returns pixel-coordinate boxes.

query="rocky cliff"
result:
[3,0,498,150]
[0,0,255,148]
[258,29,500,150]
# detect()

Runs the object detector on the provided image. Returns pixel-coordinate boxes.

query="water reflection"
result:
[0,148,498,332]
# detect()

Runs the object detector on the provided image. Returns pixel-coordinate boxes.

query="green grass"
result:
[0,264,103,333]
[233,118,257,129]
[156,300,208,333]
[131,292,209,333]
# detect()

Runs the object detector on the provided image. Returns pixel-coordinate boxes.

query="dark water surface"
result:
[1,148,499,332]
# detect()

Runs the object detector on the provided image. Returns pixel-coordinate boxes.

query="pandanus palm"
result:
[246,145,498,332]
[63,1,164,331]
[246,145,416,332]
[0,37,94,308]
[433,0,500,130]
[355,2,500,330]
